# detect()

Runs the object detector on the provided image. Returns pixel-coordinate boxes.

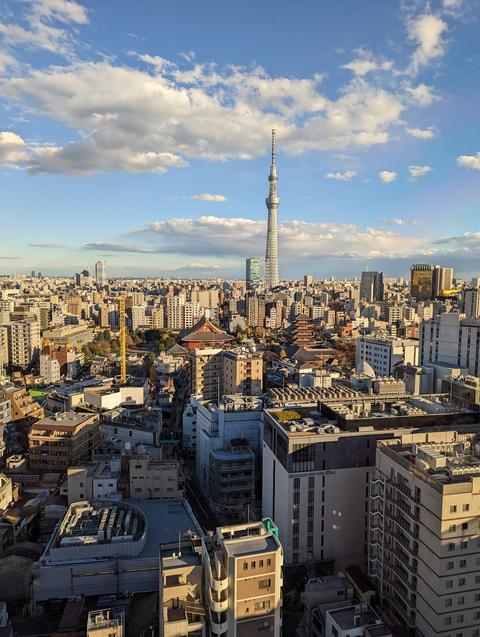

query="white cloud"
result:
[1,58,409,174]
[406,83,439,107]
[342,50,393,76]
[185,193,227,202]
[457,153,480,170]
[409,164,432,179]
[407,13,448,74]
[378,170,397,183]
[443,0,461,8]
[127,215,424,260]
[325,170,357,181]
[0,0,88,56]
[0,131,29,166]
[406,127,436,139]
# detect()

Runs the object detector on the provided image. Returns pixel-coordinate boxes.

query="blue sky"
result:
[0,0,479,279]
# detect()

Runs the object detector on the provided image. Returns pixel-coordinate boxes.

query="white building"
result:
[420,312,480,376]
[355,336,418,377]
[40,354,61,384]
[463,288,480,318]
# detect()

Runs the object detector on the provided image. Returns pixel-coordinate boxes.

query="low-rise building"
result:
[0,383,44,422]
[87,608,125,637]
[29,412,100,474]
[67,460,121,503]
[129,455,183,500]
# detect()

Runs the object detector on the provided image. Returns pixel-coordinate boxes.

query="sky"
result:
[0,0,479,280]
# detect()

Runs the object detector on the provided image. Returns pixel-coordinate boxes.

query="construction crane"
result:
[118,296,127,385]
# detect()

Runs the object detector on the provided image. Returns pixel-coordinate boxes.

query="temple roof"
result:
[180,317,234,343]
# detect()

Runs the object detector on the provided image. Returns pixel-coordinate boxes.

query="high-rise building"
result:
[265,129,280,289]
[8,319,41,369]
[223,349,264,395]
[463,287,480,318]
[368,432,480,636]
[95,260,107,286]
[246,257,261,291]
[360,271,384,302]
[410,264,434,301]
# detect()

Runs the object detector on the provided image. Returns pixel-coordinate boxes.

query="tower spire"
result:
[265,128,280,290]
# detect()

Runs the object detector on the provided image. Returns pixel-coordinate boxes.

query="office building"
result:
[29,412,100,473]
[463,288,480,318]
[196,395,263,517]
[129,454,183,500]
[355,336,418,377]
[8,319,41,369]
[246,257,261,291]
[67,461,121,503]
[410,264,435,301]
[360,271,384,302]
[95,260,107,287]
[262,400,480,567]
[368,432,480,636]
[265,129,280,289]
[204,519,283,636]
[33,499,202,604]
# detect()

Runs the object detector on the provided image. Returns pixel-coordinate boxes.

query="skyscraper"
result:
[246,257,261,290]
[360,270,384,302]
[95,260,107,286]
[410,264,434,301]
[265,129,279,289]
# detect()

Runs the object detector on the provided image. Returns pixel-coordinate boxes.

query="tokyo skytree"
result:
[264,129,280,289]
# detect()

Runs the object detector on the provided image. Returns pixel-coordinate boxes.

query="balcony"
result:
[210,593,228,613]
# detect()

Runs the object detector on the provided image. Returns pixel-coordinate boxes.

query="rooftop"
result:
[328,604,382,630]
[31,411,97,431]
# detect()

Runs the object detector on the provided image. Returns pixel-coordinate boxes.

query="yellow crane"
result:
[118,296,127,384]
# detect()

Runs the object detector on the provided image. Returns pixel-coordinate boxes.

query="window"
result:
[456,616,464,623]
[243,561,248,571]
[251,561,256,569]
[266,559,271,567]
[474,612,480,621]
[475,575,480,584]
[446,581,453,589]
[462,504,469,512]
[461,522,468,530]
[457,597,464,605]
[258,578,271,589]
[449,543,455,551]
[458,578,465,587]
[450,505,457,513]
[459,560,466,568]
[445,618,452,626]
[259,560,264,567]
[445,599,452,607]
[449,525,457,532]
[460,541,467,550]
[475,593,480,602]
[447,562,454,570]
[254,600,271,611]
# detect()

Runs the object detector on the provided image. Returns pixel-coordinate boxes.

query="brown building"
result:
[223,350,263,396]
[181,317,234,350]
[0,384,44,422]
[28,412,100,473]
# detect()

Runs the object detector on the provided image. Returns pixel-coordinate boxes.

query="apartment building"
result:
[223,349,263,396]
[368,432,480,636]
[8,319,41,369]
[420,312,480,376]
[189,347,223,400]
[87,609,124,637]
[203,519,283,636]
[39,354,61,384]
[0,473,13,512]
[29,412,100,473]
[0,383,44,422]
[67,460,121,503]
[159,537,206,637]
[355,336,418,377]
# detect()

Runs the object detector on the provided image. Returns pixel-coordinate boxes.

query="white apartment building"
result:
[130,305,147,330]
[368,432,480,637]
[356,336,418,377]
[40,354,61,384]
[420,312,480,376]
[8,319,41,368]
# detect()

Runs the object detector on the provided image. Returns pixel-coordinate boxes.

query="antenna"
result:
[271,129,276,164]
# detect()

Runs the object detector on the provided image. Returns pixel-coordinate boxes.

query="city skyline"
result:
[0,0,479,278]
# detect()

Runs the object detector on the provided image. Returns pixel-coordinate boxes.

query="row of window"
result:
[242,559,272,571]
